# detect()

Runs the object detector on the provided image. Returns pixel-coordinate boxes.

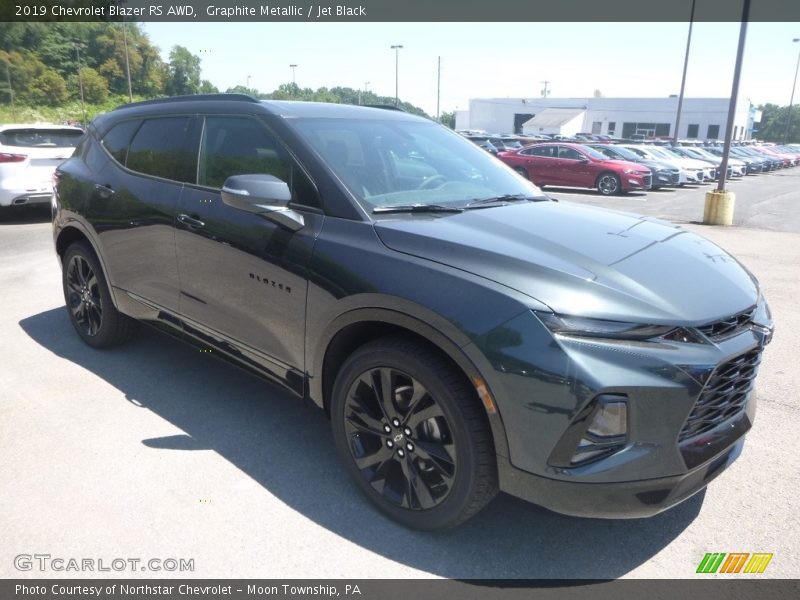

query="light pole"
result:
[289,64,297,86]
[390,44,403,106]
[783,38,800,144]
[246,75,251,89]
[674,0,696,144]
[541,80,550,98]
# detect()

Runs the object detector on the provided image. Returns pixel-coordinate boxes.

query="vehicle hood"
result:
[638,159,674,171]
[373,202,758,324]
[599,159,648,172]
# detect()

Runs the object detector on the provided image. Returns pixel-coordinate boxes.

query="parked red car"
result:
[498,142,651,195]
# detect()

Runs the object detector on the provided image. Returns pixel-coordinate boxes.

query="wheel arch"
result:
[55,223,120,309]
[312,306,510,459]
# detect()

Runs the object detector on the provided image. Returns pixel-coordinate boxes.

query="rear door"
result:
[89,115,200,313]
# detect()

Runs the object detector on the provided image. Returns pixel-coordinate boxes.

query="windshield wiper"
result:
[465,194,551,208]
[373,204,463,214]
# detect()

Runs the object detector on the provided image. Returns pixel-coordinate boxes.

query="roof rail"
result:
[114,93,259,111]
[363,104,406,112]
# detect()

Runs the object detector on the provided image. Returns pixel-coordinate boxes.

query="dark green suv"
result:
[53,95,773,529]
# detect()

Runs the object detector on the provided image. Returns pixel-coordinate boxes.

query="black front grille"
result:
[678,347,762,442]
[697,307,755,340]
[643,173,652,187]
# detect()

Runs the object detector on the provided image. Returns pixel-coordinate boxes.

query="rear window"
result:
[0,128,84,148]
[101,120,142,165]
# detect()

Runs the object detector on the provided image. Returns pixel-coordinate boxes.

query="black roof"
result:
[101,94,422,126]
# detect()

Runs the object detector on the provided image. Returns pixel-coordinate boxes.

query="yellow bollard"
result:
[703,190,736,226]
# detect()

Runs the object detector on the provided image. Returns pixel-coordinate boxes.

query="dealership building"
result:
[455,96,759,141]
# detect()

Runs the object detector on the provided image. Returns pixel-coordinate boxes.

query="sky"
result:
[143,22,800,116]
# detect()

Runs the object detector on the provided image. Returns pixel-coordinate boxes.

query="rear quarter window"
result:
[126,117,198,183]
[100,120,142,165]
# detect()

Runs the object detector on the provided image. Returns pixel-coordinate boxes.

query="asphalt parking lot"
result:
[1,171,799,580]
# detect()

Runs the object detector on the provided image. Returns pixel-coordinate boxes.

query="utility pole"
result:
[783,38,800,144]
[674,0,696,144]
[390,44,403,106]
[75,43,87,126]
[436,56,441,122]
[541,80,550,98]
[122,22,133,102]
[3,58,15,121]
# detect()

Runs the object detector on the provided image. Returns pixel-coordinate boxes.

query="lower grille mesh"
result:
[679,347,762,442]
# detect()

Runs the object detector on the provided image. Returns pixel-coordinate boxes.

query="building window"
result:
[591,121,602,134]
[687,124,699,139]
[655,123,671,137]
[707,124,720,139]
[608,122,616,135]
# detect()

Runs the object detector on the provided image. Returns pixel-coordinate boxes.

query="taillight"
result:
[0,152,27,163]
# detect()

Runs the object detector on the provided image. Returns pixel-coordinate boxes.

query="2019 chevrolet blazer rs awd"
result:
[52,95,774,530]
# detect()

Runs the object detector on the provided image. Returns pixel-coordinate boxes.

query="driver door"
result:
[174,115,323,387]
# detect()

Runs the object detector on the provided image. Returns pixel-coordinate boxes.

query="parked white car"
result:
[0,124,83,215]
[618,144,704,184]
[677,146,747,177]
[645,145,717,181]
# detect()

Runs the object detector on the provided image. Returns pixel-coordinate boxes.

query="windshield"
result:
[576,145,609,160]
[293,118,542,211]
[648,146,680,160]
[597,145,639,161]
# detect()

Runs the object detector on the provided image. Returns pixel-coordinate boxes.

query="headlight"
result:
[623,168,640,175]
[536,312,704,343]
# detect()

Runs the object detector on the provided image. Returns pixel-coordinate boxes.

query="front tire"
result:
[331,335,498,530]
[62,241,138,348]
[597,172,621,195]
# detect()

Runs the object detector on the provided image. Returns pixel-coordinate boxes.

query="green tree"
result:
[755,103,800,143]
[199,80,219,94]
[439,111,456,128]
[165,45,201,96]
[31,69,69,106]
[76,67,109,103]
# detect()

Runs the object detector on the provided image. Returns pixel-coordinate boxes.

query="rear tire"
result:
[331,335,498,530]
[62,241,138,348]
[514,167,529,179]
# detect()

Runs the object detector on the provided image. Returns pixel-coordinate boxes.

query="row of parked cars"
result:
[459,131,800,196]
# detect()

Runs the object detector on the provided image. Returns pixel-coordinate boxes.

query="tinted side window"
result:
[199,116,319,207]
[558,147,582,160]
[100,120,141,165]
[127,117,197,183]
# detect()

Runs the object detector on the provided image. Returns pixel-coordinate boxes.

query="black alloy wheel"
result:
[331,335,498,530]
[66,254,103,337]
[62,242,138,348]
[343,366,456,511]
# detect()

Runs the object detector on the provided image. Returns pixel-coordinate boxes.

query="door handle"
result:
[94,183,115,198]
[177,213,206,229]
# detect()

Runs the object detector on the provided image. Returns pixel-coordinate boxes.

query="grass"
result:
[0,96,146,126]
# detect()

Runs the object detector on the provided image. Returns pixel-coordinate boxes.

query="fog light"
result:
[570,398,627,465]
[586,401,627,439]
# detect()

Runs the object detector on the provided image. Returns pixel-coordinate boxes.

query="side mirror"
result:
[221,174,304,232]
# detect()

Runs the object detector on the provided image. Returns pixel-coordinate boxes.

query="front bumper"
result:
[475,304,772,518]
[499,433,745,518]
